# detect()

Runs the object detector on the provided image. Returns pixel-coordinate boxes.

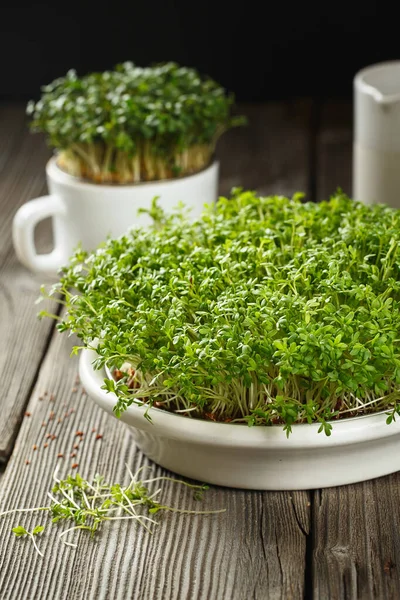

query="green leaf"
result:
[12,526,28,537]
[32,525,45,536]
[27,63,243,184]
[39,187,400,434]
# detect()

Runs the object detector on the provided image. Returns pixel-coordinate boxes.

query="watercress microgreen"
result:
[2,466,223,554]
[12,524,45,557]
[27,63,245,183]
[42,189,400,432]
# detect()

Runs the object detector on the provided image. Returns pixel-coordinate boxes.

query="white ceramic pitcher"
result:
[354,61,400,208]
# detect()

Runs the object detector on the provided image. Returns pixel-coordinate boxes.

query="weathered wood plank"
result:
[0,328,310,600]
[218,100,313,198]
[0,249,56,460]
[0,102,313,599]
[0,105,52,254]
[313,478,400,599]
[312,100,400,599]
[0,104,57,460]
[315,100,352,201]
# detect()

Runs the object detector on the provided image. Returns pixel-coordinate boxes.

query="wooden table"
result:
[0,101,399,600]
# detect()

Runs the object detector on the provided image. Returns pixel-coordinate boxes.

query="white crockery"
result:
[13,157,219,276]
[80,348,400,490]
[353,61,400,208]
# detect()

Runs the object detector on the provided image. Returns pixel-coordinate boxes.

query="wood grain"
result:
[0,102,313,599]
[315,100,352,201]
[312,101,400,600]
[0,104,57,460]
[313,477,400,599]
[0,249,57,460]
[218,101,313,198]
[0,328,311,600]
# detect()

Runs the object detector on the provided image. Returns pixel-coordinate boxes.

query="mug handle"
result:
[12,195,67,275]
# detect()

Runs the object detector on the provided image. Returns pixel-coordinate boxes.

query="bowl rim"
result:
[79,348,400,450]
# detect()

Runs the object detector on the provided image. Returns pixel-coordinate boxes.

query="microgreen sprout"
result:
[12,525,45,557]
[1,465,224,554]
[41,189,400,433]
[27,62,245,184]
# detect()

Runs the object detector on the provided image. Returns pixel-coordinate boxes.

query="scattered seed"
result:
[38,395,43,401]
[91,428,96,433]
[71,463,79,469]
[64,412,69,418]
[51,434,57,441]
[50,394,55,402]
[95,434,103,441]
[57,418,62,424]
[25,460,30,465]
[25,412,31,417]
[46,433,52,439]
[205,412,217,422]
[44,392,48,397]
[42,422,47,427]
[57,453,64,459]
[114,369,124,381]
[49,411,55,420]
[70,452,77,458]
[44,443,49,448]
[33,445,37,451]
[73,443,79,450]
[75,431,84,437]
[72,387,77,393]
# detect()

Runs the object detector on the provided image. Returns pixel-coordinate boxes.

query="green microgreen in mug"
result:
[39,189,400,433]
[27,63,245,184]
[12,525,45,557]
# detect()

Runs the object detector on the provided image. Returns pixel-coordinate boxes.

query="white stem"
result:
[121,492,137,516]
[29,533,44,558]
[125,464,150,490]
[47,492,59,505]
[147,488,162,500]
[52,464,61,484]
[62,540,78,548]
[59,525,88,547]
[81,490,91,511]
[104,515,158,525]
[60,489,80,510]
[169,508,226,515]
[141,476,204,490]
[339,395,386,415]
[0,507,49,518]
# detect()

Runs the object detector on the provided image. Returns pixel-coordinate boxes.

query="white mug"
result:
[353,61,400,208]
[13,157,219,276]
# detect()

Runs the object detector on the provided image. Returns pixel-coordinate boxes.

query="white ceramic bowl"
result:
[80,348,400,490]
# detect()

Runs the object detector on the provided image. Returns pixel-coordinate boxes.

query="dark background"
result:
[0,1,396,101]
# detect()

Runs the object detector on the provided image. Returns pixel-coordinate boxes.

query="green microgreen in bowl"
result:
[41,190,400,434]
[27,62,245,184]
